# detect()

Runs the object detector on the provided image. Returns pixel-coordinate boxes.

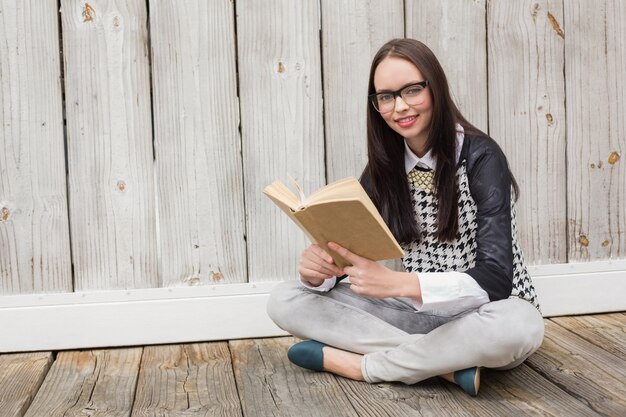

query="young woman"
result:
[267,38,544,396]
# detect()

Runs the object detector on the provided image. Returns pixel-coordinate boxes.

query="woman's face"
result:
[373,56,433,155]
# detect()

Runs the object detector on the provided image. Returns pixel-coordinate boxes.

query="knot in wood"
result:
[579,235,589,247]
[0,207,9,221]
[83,3,95,22]
[547,12,564,39]
[184,275,201,286]
[608,151,620,165]
[117,180,126,192]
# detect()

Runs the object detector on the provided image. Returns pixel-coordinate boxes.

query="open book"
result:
[263,177,404,268]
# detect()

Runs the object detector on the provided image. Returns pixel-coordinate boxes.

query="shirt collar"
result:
[404,124,465,174]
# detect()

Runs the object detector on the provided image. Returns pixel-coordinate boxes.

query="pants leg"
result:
[362,297,544,383]
[267,280,457,354]
[267,280,544,384]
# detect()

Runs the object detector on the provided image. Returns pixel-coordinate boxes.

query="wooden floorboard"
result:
[526,320,626,416]
[131,343,242,417]
[229,337,360,417]
[5,312,626,417]
[337,376,491,417]
[328,359,602,417]
[551,313,626,359]
[23,348,142,417]
[478,365,602,416]
[0,352,53,417]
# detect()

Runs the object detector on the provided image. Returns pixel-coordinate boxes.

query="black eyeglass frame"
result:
[368,80,430,113]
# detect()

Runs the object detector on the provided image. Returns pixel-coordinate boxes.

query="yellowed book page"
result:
[306,177,362,204]
[264,192,318,244]
[263,181,301,210]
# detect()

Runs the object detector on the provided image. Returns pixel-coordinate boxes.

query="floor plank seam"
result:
[226,341,246,417]
[127,346,145,416]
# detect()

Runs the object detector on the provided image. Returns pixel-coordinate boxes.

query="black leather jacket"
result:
[460,135,514,301]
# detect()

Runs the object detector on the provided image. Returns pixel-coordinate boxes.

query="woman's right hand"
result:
[298,244,344,287]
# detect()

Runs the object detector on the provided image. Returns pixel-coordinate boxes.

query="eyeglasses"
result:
[369,81,429,114]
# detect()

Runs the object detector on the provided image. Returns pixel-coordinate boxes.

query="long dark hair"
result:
[361,38,516,244]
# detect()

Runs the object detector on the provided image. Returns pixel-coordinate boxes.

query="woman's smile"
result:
[395,114,419,128]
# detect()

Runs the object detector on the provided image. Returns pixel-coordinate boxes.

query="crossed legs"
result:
[267,280,544,384]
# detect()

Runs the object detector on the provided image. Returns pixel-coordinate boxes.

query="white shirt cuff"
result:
[412,271,490,315]
[298,275,337,292]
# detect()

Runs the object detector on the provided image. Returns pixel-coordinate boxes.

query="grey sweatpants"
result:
[267,281,544,384]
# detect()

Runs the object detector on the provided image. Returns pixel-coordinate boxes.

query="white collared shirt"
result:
[300,126,490,316]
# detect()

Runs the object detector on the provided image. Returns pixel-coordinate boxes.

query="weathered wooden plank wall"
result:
[61,0,157,290]
[565,0,626,261]
[0,0,72,294]
[149,0,247,286]
[0,0,624,294]
[237,0,325,282]
[488,0,567,264]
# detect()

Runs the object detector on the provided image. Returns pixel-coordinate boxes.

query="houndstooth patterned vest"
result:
[402,164,540,311]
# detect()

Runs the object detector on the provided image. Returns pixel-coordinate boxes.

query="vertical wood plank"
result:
[131,343,243,417]
[487,0,567,264]
[23,348,142,417]
[0,1,72,294]
[150,1,247,286]
[229,338,359,417]
[61,0,157,290]
[237,0,325,282]
[406,0,488,132]
[321,0,404,182]
[565,0,626,260]
[0,352,53,417]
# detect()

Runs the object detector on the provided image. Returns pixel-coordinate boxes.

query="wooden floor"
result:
[1,313,625,417]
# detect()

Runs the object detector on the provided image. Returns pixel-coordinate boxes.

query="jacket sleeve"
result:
[464,139,514,301]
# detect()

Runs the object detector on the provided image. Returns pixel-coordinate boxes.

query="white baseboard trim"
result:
[530,264,626,317]
[1,260,625,352]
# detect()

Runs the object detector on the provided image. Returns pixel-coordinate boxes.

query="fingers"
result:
[299,266,335,281]
[300,244,343,277]
[299,258,339,277]
[309,244,335,263]
[343,265,358,278]
[350,283,365,295]
[327,242,362,265]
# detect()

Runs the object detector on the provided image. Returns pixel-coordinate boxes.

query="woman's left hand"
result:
[328,242,421,300]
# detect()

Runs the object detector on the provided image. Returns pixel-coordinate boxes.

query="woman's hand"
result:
[328,242,422,300]
[298,244,345,287]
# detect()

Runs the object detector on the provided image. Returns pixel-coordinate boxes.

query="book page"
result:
[306,177,363,205]
[263,181,301,211]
